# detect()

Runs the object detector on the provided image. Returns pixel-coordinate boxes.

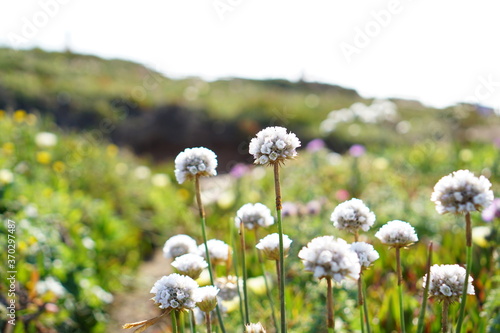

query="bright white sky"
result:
[1,0,500,110]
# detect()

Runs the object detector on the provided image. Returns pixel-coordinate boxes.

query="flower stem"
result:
[179,311,185,333]
[206,312,212,333]
[326,277,335,332]
[189,310,196,333]
[442,299,450,333]
[195,176,226,333]
[396,247,406,333]
[417,242,433,333]
[172,311,178,333]
[456,212,473,333]
[362,279,371,333]
[231,218,246,331]
[273,163,287,333]
[358,271,365,333]
[239,220,250,324]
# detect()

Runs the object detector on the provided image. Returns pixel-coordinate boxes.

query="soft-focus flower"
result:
[175,147,218,184]
[375,220,418,248]
[431,170,493,214]
[36,277,66,297]
[35,132,58,148]
[249,126,301,165]
[134,166,151,179]
[151,173,170,187]
[298,236,360,281]
[482,198,500,222]
[472,226,492,248]
[198,239,231,265]
[150,273,200,310]
[52,161,65,173]
[335,189,350,202]
[247,276,269,296]
[0,169,14,185]
[330,198,376,233]
[350,242,379,268]
[306,138,326,152]
[195,286,219,313]
[229,163,250,179]
[256,233,292,261]
[36,151,51,164]
[306,199,323,216]
[281,201,298,217]
[245,322,267,333]
[163,234,198,260]
[171,253,208,279]
[215,276,239,301]
[349,144,366,157]
[423,264,474,302]
[235,203,274,230]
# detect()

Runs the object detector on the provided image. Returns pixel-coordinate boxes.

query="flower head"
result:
[249,126,301,165]
[256,233,292,261]
[35,132,57,148]
[150,273,200,310]
[174,147,218,184]
[163,234,198,260]
[171,253,208,279]
[298,236,361,281]
[375,220,418,248]
[349,144,366,157]
[350,242,379,268]
[482,198,500,222]
[245,322,267,333]
[215,276,239,301]
[423,264,474,302]
[330,198,376,233]
[195,286,219,312]
[235,203,274,230]
[0,169,14,185]
[431,170,493,214]
[198,239,231,265]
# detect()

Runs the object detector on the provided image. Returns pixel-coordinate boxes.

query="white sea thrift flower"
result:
[163,234,198,260]
[195,286,219,312]
[35,132,57,148]
[423,264,474,302]
[215,276,239,301]
[0,169,14,185]
[375,220,418,248]
[331,198,376,233]
[431,169,494,214]
[198,239,231,265]
[298,236,361,281]
[174,147,218,184]
[245,322,267,333]
[235,203,274,230]
[256,233,292,261]
[171,253,208,279]
[249,126,301,165]
[350,242,379,268]
[36,277,66,297]
[150,273,200,310]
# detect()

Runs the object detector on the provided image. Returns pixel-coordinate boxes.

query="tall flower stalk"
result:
[416,242,433,333]
[431,170,493,332]
[249,126,301,333]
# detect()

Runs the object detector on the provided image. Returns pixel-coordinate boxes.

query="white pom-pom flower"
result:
[195,286,219,313]
[171,253,208,279]
[174,147,218,184]
[150,273,200,310]
[331,198,376,233]
[423,264,475,302]
[198,239,231,265]
[298,236,361,281]
[163,234,198,260]
[235,203,275,230]
[215,276,239,301]
[350,242,379,268]
[249,126,301,165]
[375,220,418,248]
[256,233,292,261]
[431,169,494,214]
[245,322,267,333]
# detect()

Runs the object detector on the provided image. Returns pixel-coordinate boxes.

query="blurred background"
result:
[0,1,499,332]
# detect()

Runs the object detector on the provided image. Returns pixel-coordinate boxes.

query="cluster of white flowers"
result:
[423,264,475,302]
[171,253,208,279]
[375,220,418,248]
[150,273,200,310]
[174,147,218,184]
[0,169,14,185]
[350,242,379,268]
[36,276,66,297]
[245,322,267,333]
[298,236,361,281]
[195,286,220,313]
[215,276,239,301]
[163,234,198,260]
[235,203,274,230]
[198,239,231,265]
[35,132,58,148]
[256,233,292,261]
[330,198,376,233]
[249,126,301,165]
[431,169,494,214]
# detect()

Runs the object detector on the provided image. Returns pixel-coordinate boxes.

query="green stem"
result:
[179,311,185,333]
[360,304,365,333]
[231,216,246,332]
[442,299,450,333]
[195,176,226,333]
[362,279,371,333]
[358,271,365,333]
[396,247,406,333]
[172,311,178,333]
[239,220,250,324]
[326,277,335,331]
[456,213,473,333]
[189,310,196,333]
[274,163,287,333]
[206,312,212,333]
[417,242,433,333]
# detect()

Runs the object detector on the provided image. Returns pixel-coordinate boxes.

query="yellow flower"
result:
[53,161,66,173]
[26,114,37,126]
[36,151,52,164]
[13,110,27,122]
[0,110,5,118]
[2,142,15,155]
[106,144,119,157]
[177,188,190,201]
